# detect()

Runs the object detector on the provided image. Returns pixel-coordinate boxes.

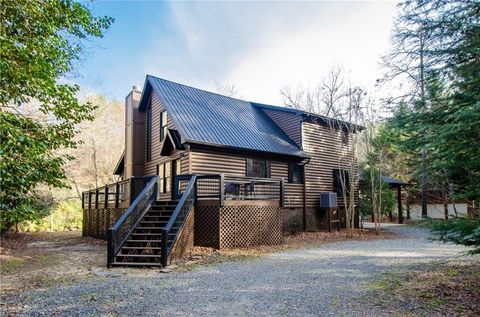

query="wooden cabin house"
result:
[82,75,361,267]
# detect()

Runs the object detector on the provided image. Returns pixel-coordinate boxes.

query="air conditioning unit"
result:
[320,192,337,208]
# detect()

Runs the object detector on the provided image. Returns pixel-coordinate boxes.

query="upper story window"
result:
[146,104,152,162]
[341,130,349,145]
[246,158,271,178]
[333,169,350,196]
[160,111,168,142]
[288,163,304,184]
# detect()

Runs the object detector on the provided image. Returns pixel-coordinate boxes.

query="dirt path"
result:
[0,231,106,296]
[1,225,475,316]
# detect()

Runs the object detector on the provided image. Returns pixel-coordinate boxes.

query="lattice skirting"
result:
[195,204,282,249]
[169,208,195,263]
[82,208,126,240]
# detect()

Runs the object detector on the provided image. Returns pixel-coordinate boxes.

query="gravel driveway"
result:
[2,225,471,316]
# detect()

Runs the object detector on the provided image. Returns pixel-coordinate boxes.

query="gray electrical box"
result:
[320,192,337,208]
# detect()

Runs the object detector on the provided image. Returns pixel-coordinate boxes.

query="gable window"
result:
[246,158,271,178]
[160,111,168,142]
[333,169,350,196]
[146,105,152,162]
[288,163,304,184]
[341,130,349,145]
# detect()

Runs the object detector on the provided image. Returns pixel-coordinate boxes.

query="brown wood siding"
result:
[302,122,358,208]
[262,109,302,146]
[143,91,190,200]
[190,149,303,208]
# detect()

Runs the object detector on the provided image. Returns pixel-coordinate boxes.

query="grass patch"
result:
[367,260,480,315]
[0,258,26,273]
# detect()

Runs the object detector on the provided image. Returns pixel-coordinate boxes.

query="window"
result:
[160,111,168,142]
[146,105,152,161]
[288,163,304,184]
[333,169,350,196]
[246,158,271,178]
[341,130,349,145]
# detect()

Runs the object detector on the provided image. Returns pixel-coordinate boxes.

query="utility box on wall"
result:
[320,192,337,208]
[319,192,340,232]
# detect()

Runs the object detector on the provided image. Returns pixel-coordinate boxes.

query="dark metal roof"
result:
[252,102,365,132]
[382,176,409,186]
[141,75,309,159]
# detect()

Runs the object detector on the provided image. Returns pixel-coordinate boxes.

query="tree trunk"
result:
[443,191,449,220]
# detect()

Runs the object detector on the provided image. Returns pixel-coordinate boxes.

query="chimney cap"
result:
[132,85,141,92]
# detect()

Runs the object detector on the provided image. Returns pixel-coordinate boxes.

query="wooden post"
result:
[280,178,285,207]
[81,192,85,209]
[115,182,120,208]
[95,188,99,209]
[219,174,225,207]
[88,191,92,210]
[130,178,135,204]
[104,186,109,208]
[397,186,403,224]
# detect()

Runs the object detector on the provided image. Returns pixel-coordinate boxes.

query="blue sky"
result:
[76,1,397,104]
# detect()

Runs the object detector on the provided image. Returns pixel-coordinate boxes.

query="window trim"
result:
[160,111,167,142]
[341,130,349,145]
[146,104,152,162]
[288,162,304,184]
[246,158,271,178]
[333,169,350,197]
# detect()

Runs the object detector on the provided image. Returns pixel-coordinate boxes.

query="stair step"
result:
[131,232,162,235]
[125,240,163,243]
[111,262,162,267]
[134,227,164,230]
[116,254,162,258]
[121,246,163,250]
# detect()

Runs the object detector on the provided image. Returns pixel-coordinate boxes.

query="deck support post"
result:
[397,186,403,224]
[104,186,109,208]
[280,178,285,207]
[219,173,225,207]
[95,188,99,209]
[115,183,120,208]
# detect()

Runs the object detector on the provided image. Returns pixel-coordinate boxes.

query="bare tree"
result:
[215,82,242,98]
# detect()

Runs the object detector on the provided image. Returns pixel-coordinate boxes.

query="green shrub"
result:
[426,218,480,254]
[19,200,82,232]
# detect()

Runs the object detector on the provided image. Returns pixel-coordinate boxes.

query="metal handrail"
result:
[161,175,197,266]
[107,176,158,267]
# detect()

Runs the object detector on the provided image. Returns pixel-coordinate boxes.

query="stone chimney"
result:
[124,85,144,178]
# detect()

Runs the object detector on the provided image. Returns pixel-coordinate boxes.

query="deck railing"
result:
[82,177,153,210]
[173,174,285,207]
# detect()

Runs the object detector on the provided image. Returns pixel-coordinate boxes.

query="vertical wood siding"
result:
[261,109,303,146]
[190,149,303,208]
[302,122,358,208]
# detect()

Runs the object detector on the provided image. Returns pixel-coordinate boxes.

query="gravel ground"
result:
[2,225,471,316]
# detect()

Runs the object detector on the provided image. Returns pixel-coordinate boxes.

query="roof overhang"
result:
[187,140,310,162]
[113,151,125,176]
[159,129,185,156]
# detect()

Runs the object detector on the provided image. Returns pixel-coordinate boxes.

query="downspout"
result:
[300,157,310,231]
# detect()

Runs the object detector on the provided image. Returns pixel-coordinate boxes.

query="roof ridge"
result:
[146,74,250,105]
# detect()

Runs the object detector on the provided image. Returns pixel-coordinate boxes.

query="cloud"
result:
[168,1,395,104]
